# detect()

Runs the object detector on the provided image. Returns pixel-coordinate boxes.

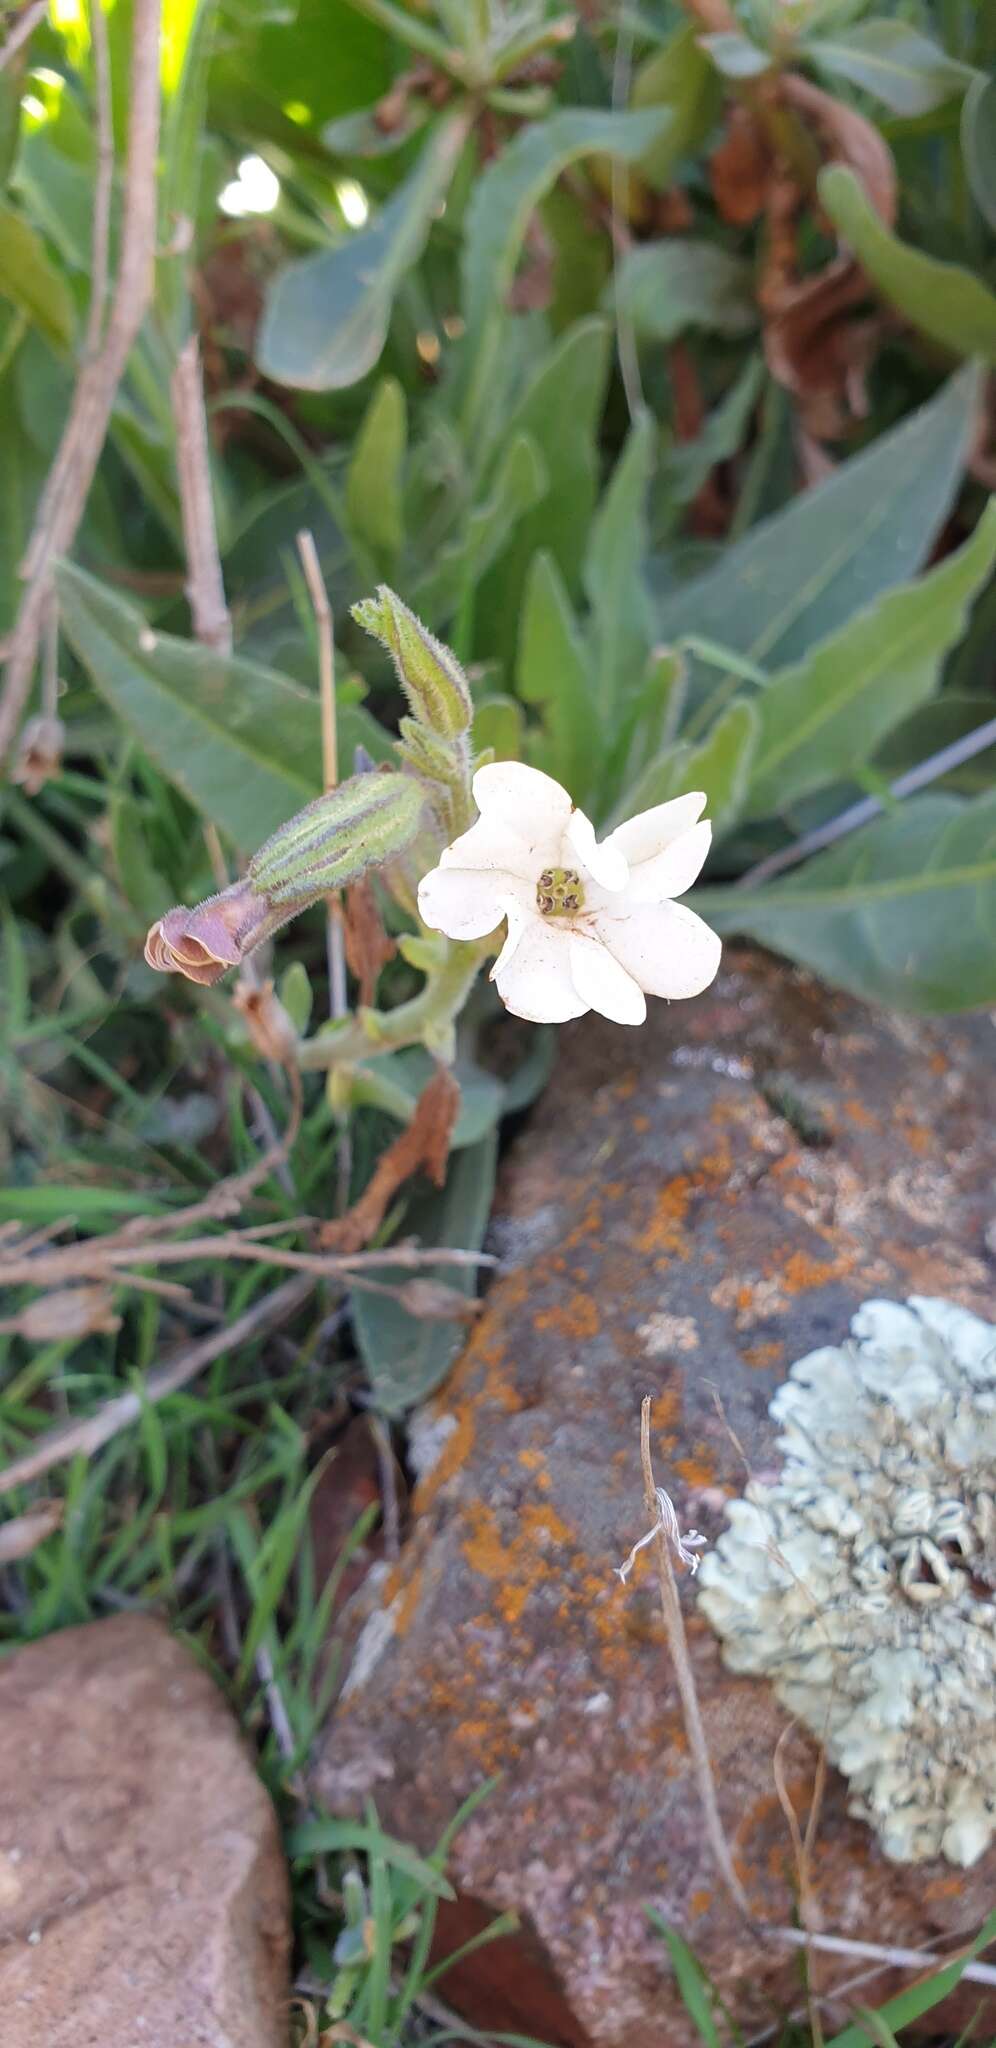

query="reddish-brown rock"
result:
[316,946,996,2047]
[0,1614,290,2048]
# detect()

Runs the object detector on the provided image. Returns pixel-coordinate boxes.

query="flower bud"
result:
[397,716,460,788]
[13,715,65,796]
[249,770,424,904]
[232,978,299,1064]
[145,881,285,986]
[352,586,472,738]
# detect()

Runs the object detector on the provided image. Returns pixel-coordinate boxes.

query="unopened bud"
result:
[232,978,298,1063]
[352,586,472,738]
[13,715,65,796]
[397,716,460,787]
[249,771,424,904]
[145,880,287,986]
[16,1285,120,1343]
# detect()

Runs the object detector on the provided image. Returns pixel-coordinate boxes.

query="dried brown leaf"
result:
[319,1067,461,1255]
[395,1277,482,1322]
[0,1500,63,1564]
[710,105,770,225]
[343,876,396,1008]
[781,71,896,224]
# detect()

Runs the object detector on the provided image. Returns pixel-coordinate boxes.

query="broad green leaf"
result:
[621,699,758,837]
[346,376,406,564]
[475,317,611,666]
[826,1909,996,2048]
[819,166,996,364]
[632,22,722,190]
[461,107,670,340]
[658,356,764,519]
[352,1130,498,1413]
[517,550,597,797]
[807,21,973,116]
[611,240,756,343]
[353,1047,505,1151]
[56,560,337,849]
[584,412,656,721]
[655,366,978,680]
[877,696,996,795]
[700,31,771,78]
[0,365,48,634]
[746,502,996,817]
[257,112,468,390]
[472,693,525,765]
[701,791,996,1012]
[963,73,996,234]
[0,203,74,350]
[412,432,546,625]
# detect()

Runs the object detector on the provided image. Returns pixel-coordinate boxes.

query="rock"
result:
[0,1614,290,2048]
[316,946,996,2048]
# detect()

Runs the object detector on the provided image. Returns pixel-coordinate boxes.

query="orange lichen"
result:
[534,1292,601,1341]
[843,1096,880,1131]
[636,1176,692,1255]
[414,1406,476,1513]
[743,1340,784,1371]
[689,1888,713,1918]
[674,1453,715,1488]
[904,1123,931,1156]
[780,1250,842,1293]
[462,1502,511,1580]
[518,1448,545,1472]
[392,1563,425,1640]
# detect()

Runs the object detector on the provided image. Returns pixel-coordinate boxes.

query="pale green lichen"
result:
[698,1297,996,1866]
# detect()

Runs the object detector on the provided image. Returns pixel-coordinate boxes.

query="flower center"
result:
[536,867,584,918]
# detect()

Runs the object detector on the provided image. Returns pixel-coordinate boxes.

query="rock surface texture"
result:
[316,946,996,2048]
[0,1614,290,2048]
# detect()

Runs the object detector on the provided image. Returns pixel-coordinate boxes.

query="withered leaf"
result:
[320,1066,461,1255]
[344,876,396,1008]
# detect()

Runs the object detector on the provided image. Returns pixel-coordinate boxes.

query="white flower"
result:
[416,762,721,1026]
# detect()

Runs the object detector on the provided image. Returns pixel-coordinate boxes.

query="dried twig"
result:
[84,0,114,362]
[769,1926,996,1990]
[633,1397,755,1921]
[171,335,232,654]
[0,1228,497,1292]
[773,1726,826,2048]
[0,1273,313,1496]
[0,0,48,70]
[0,0,163,762]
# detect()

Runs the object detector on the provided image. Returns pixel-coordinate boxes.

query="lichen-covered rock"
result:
[699,1295,996,1868]
[315,947,996,2048]
[0,1614,290,2048]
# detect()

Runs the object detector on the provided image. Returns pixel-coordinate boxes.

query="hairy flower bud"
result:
[352,586,472,738]
[232,978,299,1064]
[145,881,288,985]
[249,770,424,904]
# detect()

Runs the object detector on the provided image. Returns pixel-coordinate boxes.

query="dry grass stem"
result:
[84,0,114,361]
[0,0,48,70]
[773,1725,825,2047]
[769,1926,996,1989]
[0,0,162,762]
[172,334,233,654]
[635,1396,755,1923]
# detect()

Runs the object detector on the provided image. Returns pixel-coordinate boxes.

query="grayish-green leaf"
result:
[55,559,379,849]
[622,698,759,838]
[412,433,547,624]
[655,366,978,680]
[611,239,756,343]
[257,112,468,390]
[346,376,407,563]
[962,73,996,234]
[517,550,597,797]
[584,412,656,720]
[820,166,996,364]
[807,20,973,116]
[472,693,525,765]
[699,31,771,78]
[631,22,722,190]
[0,203,74,349]
[746,502,996,817]
[461,107,670,339]
[658,356,764,517]
[700,792,996,1012]
[352,1130,498,1413]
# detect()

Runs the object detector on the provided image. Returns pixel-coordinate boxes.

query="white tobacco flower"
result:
[698,1297,996,1867]
[416,763,721,1026]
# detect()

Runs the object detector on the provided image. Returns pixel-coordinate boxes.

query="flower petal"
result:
[569,931,646,1026]
[563,808,629,892]
[603,790,707,868]
[471,761,573,869]
[418,863,515,941]
[493,915,588,1023]
[590,899,722,999]
[623,819,712,903]
[439,813,537,880]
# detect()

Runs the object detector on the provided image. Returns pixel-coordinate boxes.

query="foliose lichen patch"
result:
[699,1296,996,1866]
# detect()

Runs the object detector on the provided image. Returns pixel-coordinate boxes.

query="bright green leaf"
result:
[517,550,597,797]
[346,376,407,563]
[257,112,468,390]
[807,20,973,116]
[701,791,996,1012]
[746,501,996,817]
[632,22,722,190]
[819,166,996,364]
[472,693,525,765]
[612,239,756,343]
[412,433,547,625]
[0,203,74,349]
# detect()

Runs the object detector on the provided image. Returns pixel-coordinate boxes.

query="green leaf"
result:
[807,20,973,116]
[621,699,758,838]
[158,0,220,338]
[472,693,525,765]
[0,203,74,349]
[699,30,771,78]
[346,376,407,564]
[745,502,996,818]
[461,107,670,340]
[819,165,996,365]
[354,1047,505,1150]
[826,1908,996,2048]
[257,112,468,390]
[648,1917,723,2048]
[584,412,656,721]
[412,433,547,625]
[56,560,331,848]
[517,550,597,797]
[655,366,978,680]
[658,356,764,517]
[962,73,996,234]
[352,1130,497,1414]
[287,1817,455,1899]
[611,240,756,343]
[632,21,722,190]
[701,791,996,1012]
